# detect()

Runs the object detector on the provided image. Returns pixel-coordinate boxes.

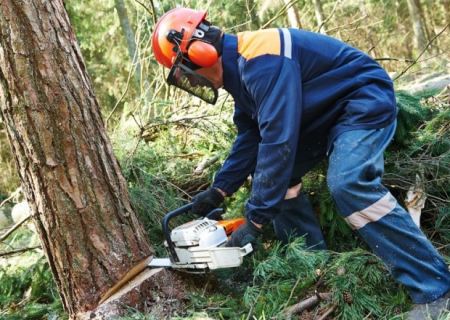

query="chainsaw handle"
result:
[205,208,225,221]
[162,203,193,262]
[162,204,226,263]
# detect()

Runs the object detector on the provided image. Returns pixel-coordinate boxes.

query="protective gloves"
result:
[225,220,263,248]
[192,187,224,217]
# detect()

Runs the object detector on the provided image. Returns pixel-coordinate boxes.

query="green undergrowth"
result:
[0,249,64,319]
[168,239,411,320]
[0,225,64,319]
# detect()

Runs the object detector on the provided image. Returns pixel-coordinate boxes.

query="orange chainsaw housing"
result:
[216,218,245,237]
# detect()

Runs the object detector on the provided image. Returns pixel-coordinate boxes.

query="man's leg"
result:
[327,121,450,304]
[273,154,327,249]
[273,191,327,249]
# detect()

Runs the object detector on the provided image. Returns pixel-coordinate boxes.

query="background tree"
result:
[406,0,427,58]
[312,0,327,34]
[0,0,188,318]
[284,0,303,29]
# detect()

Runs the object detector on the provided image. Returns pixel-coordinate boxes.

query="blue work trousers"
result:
[327,121,450,303]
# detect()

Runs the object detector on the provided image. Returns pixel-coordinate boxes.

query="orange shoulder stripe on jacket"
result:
[237,29,281,60]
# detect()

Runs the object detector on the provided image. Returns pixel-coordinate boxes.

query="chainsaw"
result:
[148,203,253,273]
[98,203,254,305]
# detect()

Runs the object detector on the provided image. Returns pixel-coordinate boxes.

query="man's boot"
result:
[273,193,326,250]
[406,290,450,320]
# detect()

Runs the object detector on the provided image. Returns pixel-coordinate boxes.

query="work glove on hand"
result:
[225,220,263,248]
[192,187,224,217]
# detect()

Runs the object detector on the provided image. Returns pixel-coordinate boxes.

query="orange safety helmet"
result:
[152,8,219,69]
[151,8,222,104]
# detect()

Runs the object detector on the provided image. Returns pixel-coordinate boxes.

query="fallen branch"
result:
[0,214,31,242]
[317,303,337,320]
[284,292,332,318]
[194,154,222,175]
[0,245,41,257]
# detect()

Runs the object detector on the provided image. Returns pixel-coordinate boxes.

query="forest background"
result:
[0,0,449,319]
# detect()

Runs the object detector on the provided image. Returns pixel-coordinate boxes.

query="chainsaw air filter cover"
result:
[170,218,228,248]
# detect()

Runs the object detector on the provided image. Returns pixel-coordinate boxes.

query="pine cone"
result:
[343,291,353,304]
[393,307,402,315]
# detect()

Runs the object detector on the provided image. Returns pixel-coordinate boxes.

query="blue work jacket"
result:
[213,28,397,225]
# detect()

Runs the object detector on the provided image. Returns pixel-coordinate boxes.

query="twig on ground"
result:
[317,303,337,320]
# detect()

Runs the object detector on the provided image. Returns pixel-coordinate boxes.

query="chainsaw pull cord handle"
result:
[162,204,226,263]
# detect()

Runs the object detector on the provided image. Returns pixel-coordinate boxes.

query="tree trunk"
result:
[113,0,151,122]
[443,0,450,26]
[283,0,302,29]
[405,0,427,54]
[114,0,140,88]
[312,0,327,34]
[0,1,181,318]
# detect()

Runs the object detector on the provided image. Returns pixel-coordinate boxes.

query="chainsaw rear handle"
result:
[162,203,224,263]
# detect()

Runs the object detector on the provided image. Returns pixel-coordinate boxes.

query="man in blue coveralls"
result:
[151,8,450,319]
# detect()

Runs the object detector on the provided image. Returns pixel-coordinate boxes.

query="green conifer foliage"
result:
[394,90,433,149]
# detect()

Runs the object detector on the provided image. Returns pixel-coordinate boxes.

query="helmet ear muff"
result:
[187,40,218,68]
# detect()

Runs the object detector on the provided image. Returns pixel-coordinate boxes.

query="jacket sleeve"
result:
[242,55,303,225]
[212,105,260,195]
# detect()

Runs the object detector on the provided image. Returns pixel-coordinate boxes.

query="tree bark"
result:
[0,0,171,317]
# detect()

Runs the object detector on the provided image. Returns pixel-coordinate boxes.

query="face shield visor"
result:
[167,52,218,105]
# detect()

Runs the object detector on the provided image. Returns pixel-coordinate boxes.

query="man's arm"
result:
[191,106,260,217]
[242,54,303,225]
[212,106,260,196]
